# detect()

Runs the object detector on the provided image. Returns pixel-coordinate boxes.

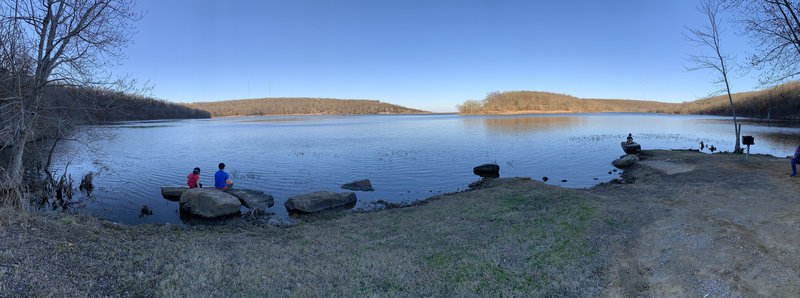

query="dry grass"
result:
[0,176,31,226]
[0,178,638,296]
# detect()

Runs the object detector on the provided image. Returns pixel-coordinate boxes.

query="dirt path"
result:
[594,150,800,296]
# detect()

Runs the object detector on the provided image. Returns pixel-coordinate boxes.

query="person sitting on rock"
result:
[626,133,634,144]
[187,167,202,188]
[215,163,233,190]
[791,144,800,177]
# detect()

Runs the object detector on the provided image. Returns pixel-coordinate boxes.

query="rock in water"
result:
[161,186,189,201]
[226,189,275,212]
[612,154,640,168]
[341,179,374,191]
[285,191,357,213]
[473,164,500,178]
[180,188,241,218]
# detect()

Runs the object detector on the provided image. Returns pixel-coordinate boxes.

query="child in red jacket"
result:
[187,167,202,188]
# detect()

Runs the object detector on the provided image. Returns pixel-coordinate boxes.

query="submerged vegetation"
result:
[457,81,800,119]
[188,97,428,117]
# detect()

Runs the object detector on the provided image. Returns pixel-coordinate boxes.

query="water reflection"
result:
[464,115,581,134]
[237,117,330,123]
[738,118,800,128]
[750,132,800,149]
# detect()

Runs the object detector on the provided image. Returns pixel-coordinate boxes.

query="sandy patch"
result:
[639,160,696,175]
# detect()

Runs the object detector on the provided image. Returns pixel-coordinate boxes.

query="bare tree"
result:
[685,0,743,154]
[723,0,800,85]
[0,0,137,188]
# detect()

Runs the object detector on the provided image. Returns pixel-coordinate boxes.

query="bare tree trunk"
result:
[722,75,742,153]
[7,123,30,186]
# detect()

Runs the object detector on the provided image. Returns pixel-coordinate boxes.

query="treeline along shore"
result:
[46,86,211,122]
[0,85,209,185]
[457,81,800,120]
[187,97,429,117]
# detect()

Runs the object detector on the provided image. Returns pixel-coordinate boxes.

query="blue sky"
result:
[116,0,758,112]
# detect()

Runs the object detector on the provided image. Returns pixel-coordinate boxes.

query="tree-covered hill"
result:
[188,97,428,117]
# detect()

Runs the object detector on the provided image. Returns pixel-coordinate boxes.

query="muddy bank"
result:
[1,150,799,296]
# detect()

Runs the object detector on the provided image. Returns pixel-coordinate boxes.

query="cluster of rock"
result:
[168,148,646,219]
[162,178,374,218]
[612,154,640,168]
[167,187,275,218]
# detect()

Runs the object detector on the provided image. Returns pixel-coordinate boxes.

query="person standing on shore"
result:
[215,163,233,189]
[791,144,800,177]
[187,167,202,188]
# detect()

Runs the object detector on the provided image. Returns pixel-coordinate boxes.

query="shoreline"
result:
[456,110,800,121]
[206,111,445,118]
[2,150,800,295]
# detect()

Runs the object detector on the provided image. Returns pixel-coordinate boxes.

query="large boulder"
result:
[473,164,500,178]
[341,179,374,191]
[180,188,241,218]
[161,186,189,201]
[285,191,357,213]
[612,154,640,168]
[226,189,274,212]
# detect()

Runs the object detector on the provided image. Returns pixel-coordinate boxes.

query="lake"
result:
[50,113,800,225]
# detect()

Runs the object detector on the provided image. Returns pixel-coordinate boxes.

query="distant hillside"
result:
[457,81,800,119]
[678,81,800,119]
[456,91,678,114]
[188,97,428,117]
[43,86,210,122]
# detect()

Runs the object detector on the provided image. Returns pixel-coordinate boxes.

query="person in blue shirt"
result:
[215,162,233,189]
[791,145,800,177]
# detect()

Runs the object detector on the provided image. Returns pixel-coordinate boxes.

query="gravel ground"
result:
[596,150,800,296]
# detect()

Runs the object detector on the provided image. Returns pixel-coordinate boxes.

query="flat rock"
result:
[226,189,275,212]
[341,179,374,191]
[180,188,241,218]
[285,191,357,213]
[612,154,639,168]
[161,186,189,201]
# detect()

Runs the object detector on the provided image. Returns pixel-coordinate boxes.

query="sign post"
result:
[742,136,754,159]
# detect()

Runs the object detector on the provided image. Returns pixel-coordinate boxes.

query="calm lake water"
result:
[51,113,800,225]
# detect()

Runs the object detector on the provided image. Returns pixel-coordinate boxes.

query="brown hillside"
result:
[188,97,428,117]
[458,81,800,119]
[457,91,678,114]
[678,81,800,119]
